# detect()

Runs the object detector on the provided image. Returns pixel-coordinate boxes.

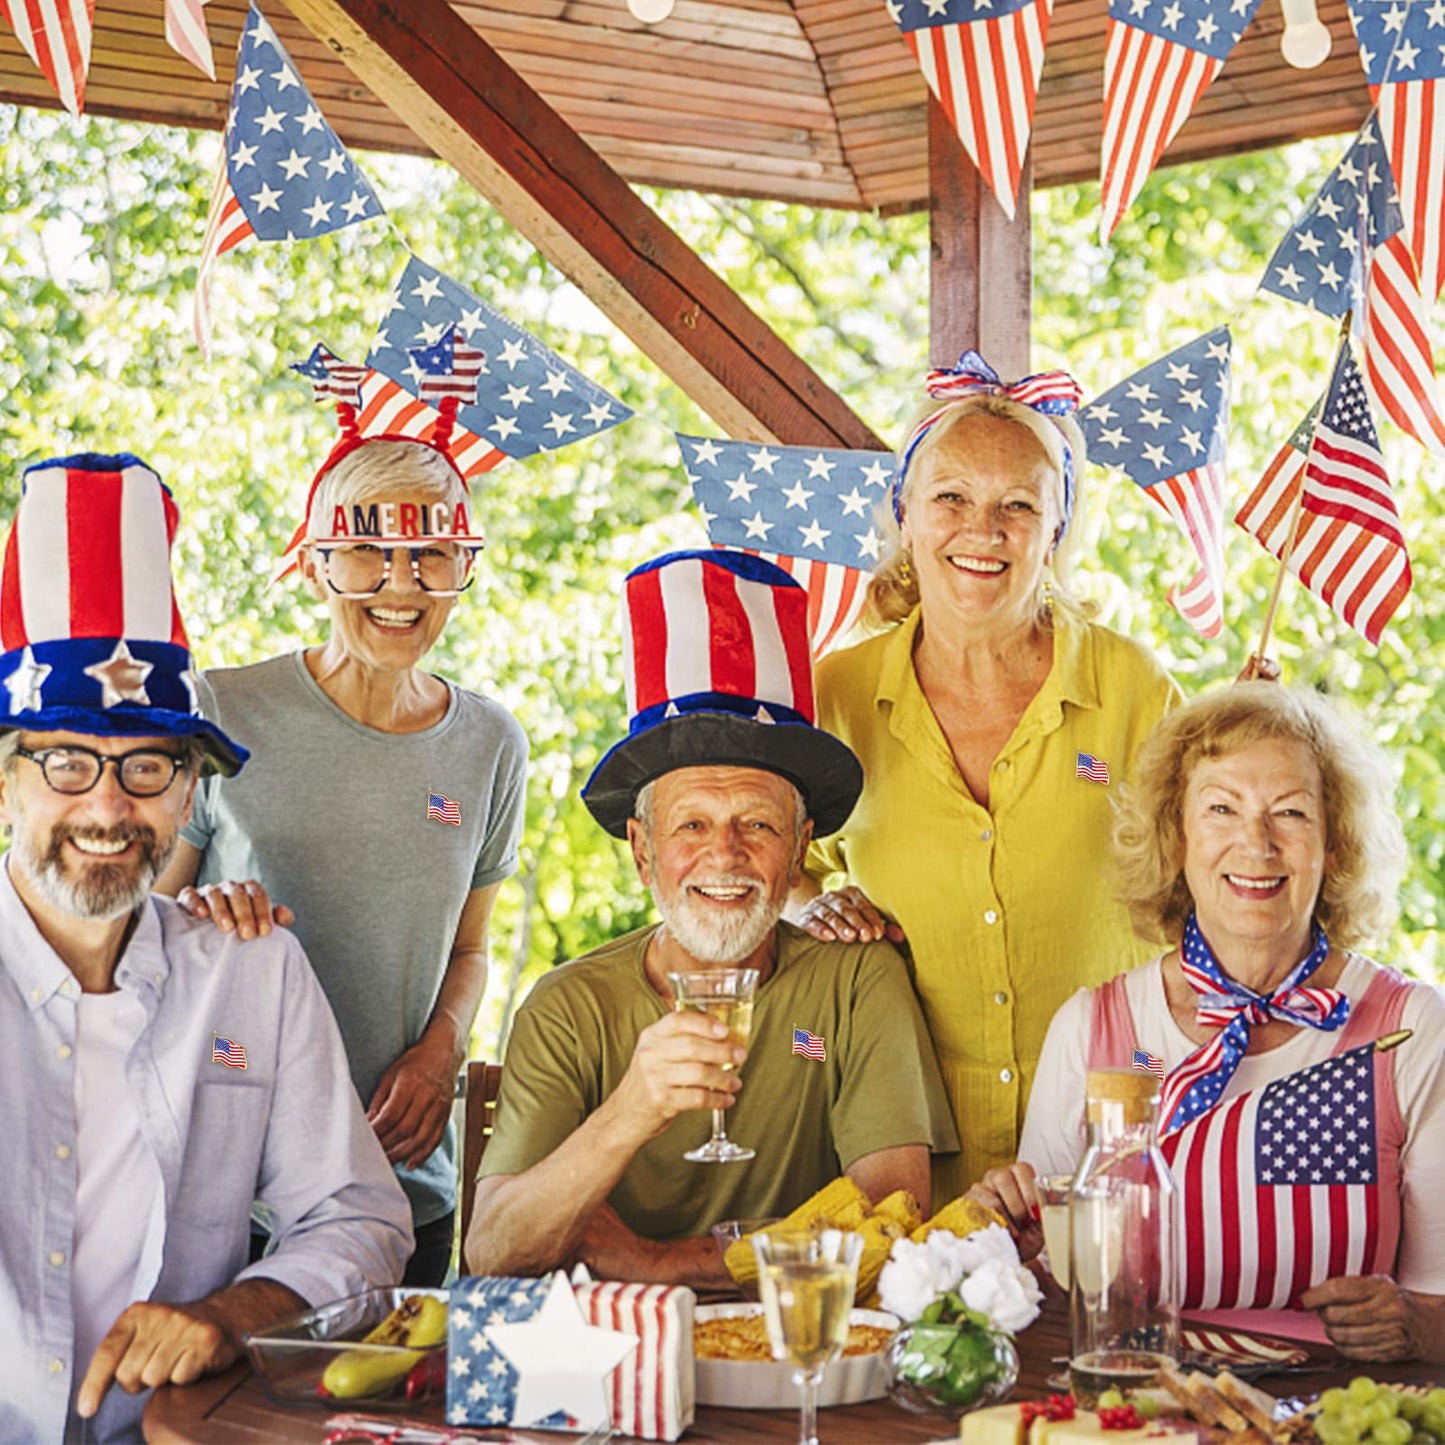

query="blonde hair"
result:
[1113,683,1406,949]
[867,394,1090,627]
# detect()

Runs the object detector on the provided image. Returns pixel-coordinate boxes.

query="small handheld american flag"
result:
[1076,752,1111,786]
[212,1034,248,1069]
[792,1027,826,1062]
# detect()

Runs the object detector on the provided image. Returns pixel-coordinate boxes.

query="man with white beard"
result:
[467,551,956,1285]
[0,453,410,1444]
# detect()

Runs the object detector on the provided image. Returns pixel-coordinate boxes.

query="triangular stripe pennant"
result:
[0,0,95,115]
[1099,0,1262,238]
[890,0,1053,221]
[165,0,215,82]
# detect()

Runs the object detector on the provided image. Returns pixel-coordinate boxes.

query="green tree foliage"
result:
[0,106,1438,1064]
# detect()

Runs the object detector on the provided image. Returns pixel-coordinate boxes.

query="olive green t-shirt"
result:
[481,921,960,1239]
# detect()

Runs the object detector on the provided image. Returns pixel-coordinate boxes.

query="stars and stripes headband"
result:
[891,350,1084,537]
[1158,911,1348,1137]
[277,330,487,574]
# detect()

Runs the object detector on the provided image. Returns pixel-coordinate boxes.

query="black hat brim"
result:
[582,712,862,840]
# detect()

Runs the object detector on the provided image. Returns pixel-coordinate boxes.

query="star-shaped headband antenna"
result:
[406,325,486,451]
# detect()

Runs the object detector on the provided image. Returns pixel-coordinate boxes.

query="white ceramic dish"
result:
[693,1303,899,1409]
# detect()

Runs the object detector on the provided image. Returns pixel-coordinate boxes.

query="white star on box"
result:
[484,1272,636,1431]
[84,641,153,708]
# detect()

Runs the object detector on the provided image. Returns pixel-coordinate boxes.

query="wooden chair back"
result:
[460,1061,504,1244]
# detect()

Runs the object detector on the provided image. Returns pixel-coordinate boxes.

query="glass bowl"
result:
[242,1286,448,1408]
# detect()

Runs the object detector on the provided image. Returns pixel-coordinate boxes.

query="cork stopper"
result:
[1085,1068,1159,1124]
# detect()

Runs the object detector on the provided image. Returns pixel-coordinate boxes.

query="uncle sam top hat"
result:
[582,549,862,839]
[0,452,248,776]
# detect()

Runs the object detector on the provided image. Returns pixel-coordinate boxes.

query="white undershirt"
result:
[71,988,164,1387]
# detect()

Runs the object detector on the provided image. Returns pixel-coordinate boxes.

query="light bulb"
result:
[1279,0,1331,68]
[628,0,675,21]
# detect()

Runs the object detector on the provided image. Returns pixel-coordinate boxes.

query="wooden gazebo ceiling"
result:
[0,0,1371,211]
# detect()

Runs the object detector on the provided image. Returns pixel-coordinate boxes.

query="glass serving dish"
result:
[242,1287,449,1409]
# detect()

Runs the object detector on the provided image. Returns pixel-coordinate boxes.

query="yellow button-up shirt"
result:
[809,607,1180,1203]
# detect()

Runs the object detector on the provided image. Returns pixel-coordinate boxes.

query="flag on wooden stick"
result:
[1235,349,1410,647]
[680,434,894,657]
[1080,328,1232,638]
[1099,0,1262,238]
[0,0,94,114]
[888,0,1054,221]
[1347,0,1445,301]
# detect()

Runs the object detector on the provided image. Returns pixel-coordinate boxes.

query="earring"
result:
[1041,574,1054,615]
[898,551,914,587]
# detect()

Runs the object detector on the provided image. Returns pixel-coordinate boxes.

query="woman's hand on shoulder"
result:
[176,880,295,940]
[795,886,905,946]
[966,1164,1044,1262]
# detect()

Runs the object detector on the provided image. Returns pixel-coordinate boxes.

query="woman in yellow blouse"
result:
[790,353,1180,1203]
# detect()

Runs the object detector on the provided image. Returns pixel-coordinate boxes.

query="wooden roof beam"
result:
[280,0,884,449]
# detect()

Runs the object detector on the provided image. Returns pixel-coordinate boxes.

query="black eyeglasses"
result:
[14,744,188,797]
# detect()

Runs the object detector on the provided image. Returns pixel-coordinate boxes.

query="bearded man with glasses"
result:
[156,431,528,1288]
[0,453,410,1444]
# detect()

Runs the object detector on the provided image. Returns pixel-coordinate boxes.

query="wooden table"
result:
[144,1292,1438,1444]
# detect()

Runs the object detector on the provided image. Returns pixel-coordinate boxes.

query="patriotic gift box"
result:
[447,1273,695,1441]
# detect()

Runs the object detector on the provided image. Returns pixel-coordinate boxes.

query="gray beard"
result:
[654,875,781,966]
[12,816,172,922]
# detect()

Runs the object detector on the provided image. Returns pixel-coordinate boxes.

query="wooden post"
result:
[928,98,1032,377]
[280,0,884,450]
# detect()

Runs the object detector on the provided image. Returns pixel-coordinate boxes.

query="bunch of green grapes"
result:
[1312,1378,1445,1445]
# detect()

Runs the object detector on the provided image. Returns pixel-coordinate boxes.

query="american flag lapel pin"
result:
[426,788,462,826]
[212,1033,247,1070]
[1132,1047,1165,1079]
[792,1026,826,1062]
[1076,751,1111,786]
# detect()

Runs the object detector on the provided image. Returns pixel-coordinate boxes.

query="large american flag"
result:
[1080,328,1232,637]
[1234,348,1410,646]
[0,0,94,115]
[888,0,1054,221]
[1259,114,1445,457]
[193,3,383,350]
[1348,0,1445,301]
[369,256,632,466]
[1161,1042,1385,1310]
[679,434,894,657]
[1100,0,1263,238]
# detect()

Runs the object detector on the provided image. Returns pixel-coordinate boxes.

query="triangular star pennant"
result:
[1081,327,1232,637]
[1259,113,1445,456]
[887,0,1053,221]
[1100,0,1263,238]
[1347,0,1445,301]
[368,255,633,464]
[193,2,385,351]
[678,433,895,657]
[0,0,95,115]
[1235,347,1410,646]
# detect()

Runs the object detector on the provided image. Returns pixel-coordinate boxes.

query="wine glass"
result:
[752,1228,864,1445]
[667,967,758,1163]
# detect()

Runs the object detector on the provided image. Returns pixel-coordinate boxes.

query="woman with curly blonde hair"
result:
[973,684,1445,1362]
[789,353,1181,1201]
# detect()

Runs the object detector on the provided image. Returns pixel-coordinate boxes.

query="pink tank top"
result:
[1088,963,1410,1314]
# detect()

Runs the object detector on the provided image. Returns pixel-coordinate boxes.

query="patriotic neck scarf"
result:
[891,350,1084,535]
[1159,911,1349,1137]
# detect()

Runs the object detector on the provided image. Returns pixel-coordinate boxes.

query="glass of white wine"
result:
[667,967,758,1163]
[752,1228,864,1445]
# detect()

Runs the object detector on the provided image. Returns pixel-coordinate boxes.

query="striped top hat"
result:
[582,550,862,838]
[0,453,247,776]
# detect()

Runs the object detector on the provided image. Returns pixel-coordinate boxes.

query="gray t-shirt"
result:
[183,650,528,1224]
